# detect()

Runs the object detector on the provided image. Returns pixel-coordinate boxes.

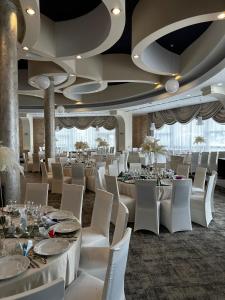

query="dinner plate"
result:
[34,238,70,256]
[0,255,30,280]
[47,210,74,221]
[51,220,80,233]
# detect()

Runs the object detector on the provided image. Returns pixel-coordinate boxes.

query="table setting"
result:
[0,203,82,298]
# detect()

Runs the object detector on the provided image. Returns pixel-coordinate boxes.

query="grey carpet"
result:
[24,173,225,299]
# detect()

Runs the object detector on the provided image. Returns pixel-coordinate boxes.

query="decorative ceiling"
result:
[17,0,225,112]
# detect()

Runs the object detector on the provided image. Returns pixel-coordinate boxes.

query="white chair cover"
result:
[40,162,52,190]
[61,183,84,223]
[52,163,71,194]
[200,152,210,170]
[25,183,49,206]
[118,154,125,173]
[208,152,218,173]
[160,179,192,233]
[190,152,200,173]
[176,164,190,178]
[32,153,40,173]
[2,278,65,300]
[134,180,160,235]
[59,157,68,166]
[192,167,207,193]
[108,164,119,177]
[72,163,86,187]
[95,166,106,191]
[82,189,113,248]
[191,173,216,227]
[128,152,140,163]
[47,158,56,172]
[170,155,184,172]
[129,163,142,171]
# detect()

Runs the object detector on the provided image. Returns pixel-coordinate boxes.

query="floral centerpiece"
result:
[74,141,89,151]
[96,138,109,148]
[141,136,167,166]
[194,136,206,144]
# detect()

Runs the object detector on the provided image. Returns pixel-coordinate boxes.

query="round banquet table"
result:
[0,231,81,299]
[118,181,172,201]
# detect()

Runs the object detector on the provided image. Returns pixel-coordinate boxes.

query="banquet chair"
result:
[124,151,129,172]
[128,152,140,163]
[192,167,207,194]
[65,228,131,300]
[52,163,71,194]
[191,173,216,227]
[210,170,217,213]
[79,202,129,280]
[129,162,142,171]
[47,157,56,172]
[25,183,49,206]
[59,156,68,166]
[95,166,106,190]
[105,175,135,223]
[108,163,119,177]
[170,155,184,172]
[23,151,33,172]
[118,154,126,173]
[40,162,52,190]
[134,180,160,235]
[82,189,113,248]
[72,163,86,188]
[176,164,190,178]
[218,151,225,158]
[190,152,200,174]
[32,153,40,173]
[160,179,192,233]
[208,152,219,173]
[200,152,210,170]
[61,183,84,223]
[2,278,65,300]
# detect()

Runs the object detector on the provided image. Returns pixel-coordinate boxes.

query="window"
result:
[155,118,225,151]
[55,127,115,152]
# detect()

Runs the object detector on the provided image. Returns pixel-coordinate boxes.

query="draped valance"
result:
[148,101,225,129]
[55,116,117,130]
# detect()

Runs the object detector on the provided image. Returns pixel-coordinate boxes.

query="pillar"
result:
[0,0,20,203]
[44,77,55,160]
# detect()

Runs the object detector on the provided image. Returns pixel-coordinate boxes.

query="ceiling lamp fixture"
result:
[23,46,29,51]
[217,82,223,86]
[76,55,82,59]
[197,116,203,126]
[133,54,139,59]
[175,75,182,80]
[165,79,179,93]
[26,8,35,15]
[56,106,65,114]
[155,83,162,89]
[111,7,121,15]
[217,12,225,19]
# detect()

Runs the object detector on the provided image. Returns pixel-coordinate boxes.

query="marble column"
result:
[44,77,56,160]
[0,0,20,203]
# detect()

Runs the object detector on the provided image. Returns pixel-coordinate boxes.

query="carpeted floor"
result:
[23,173,225,299]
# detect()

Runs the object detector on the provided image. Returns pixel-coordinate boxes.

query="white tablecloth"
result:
[0,231,81,299]
[118,181,172,201]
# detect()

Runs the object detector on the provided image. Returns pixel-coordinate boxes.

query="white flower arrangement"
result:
[0,145,24,175]
[74,141,89,151]
[96,138,109,147]
[141,136,167,154]
[194,136,206,144]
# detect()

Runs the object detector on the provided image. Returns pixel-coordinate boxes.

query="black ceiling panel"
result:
[40,0,101,22]
[157,22,212,55]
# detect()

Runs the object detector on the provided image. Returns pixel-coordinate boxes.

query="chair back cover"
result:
[191,152,200,173]
[105,175,120,202]
[108,163,119,176]
[205,173,216,209]
[135,179,157,210]
[72,163,85,179]
[170,155,184,171]
[208,152,218,172]
[61,183,84,222]
[59,157,68,166]
[47,158,56,172]
[112,202,129,246]
[25,183,49,206]
[52,163,63,180]
[32,153,40,172]
[176,164,190,178]
[2,278,65,300]
[102,228,132,300]
[118,154,125,173]
[40,162,48,179]
[171,179,192,214]
[91,189,113,237]
[200,152,210,169]
[95,166,106,190]
[129,163,142,171]
[193,167,207,190]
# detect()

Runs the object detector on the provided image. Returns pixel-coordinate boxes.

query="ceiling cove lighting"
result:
[133,54,139,59]
[111,8,121,15]
[76,55,82,59]
[26,8,36,15]
[217,12,225,20]
[23,46,29,51]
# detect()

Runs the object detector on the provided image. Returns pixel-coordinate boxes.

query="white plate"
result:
[34,238,70,256]
[47,210,74,221]
[52,220,80,233]
[0,255,30,280]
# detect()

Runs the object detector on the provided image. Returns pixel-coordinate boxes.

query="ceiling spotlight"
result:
[70,74,76,77]
[175,75,181,80]
[155,84,162,89]
[56,106,65,114]
[23,46,29,51]
[76,55,82,59]
[154,82,159,85]
[133,54,139,59]
[165,79,179,93]
[217,12,225,19]
[26,8,35,15]
[111,7,121,15]
[187,94,191,97]
[217,82,223,86]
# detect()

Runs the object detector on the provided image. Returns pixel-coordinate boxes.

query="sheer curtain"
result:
[155,118,225,152]
[55,127,115,152]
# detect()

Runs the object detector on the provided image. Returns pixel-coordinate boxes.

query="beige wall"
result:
[132,115,149,147]
[33,118,45,153]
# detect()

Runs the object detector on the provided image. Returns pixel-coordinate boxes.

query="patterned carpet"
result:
[24,173,225,299]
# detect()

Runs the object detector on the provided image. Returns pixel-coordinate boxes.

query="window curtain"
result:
[148,101,225,129]
[55,116,117,130]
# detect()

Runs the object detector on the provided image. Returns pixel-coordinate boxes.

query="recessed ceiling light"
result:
[23,46,29,51]
[111,8,121,15]
[171,73,177,76]
[76,55,82,59]
[217,82,223,86]
[175,75,181,80]
[26,8,35,15]
[154,82,159,85]
[133,54,139,59]
[155,84,162,89]
[187,94,191,97]
[217,12,225,19]
[70,74,76,77]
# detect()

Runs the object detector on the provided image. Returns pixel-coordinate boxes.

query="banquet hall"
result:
[0,0,225,299]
